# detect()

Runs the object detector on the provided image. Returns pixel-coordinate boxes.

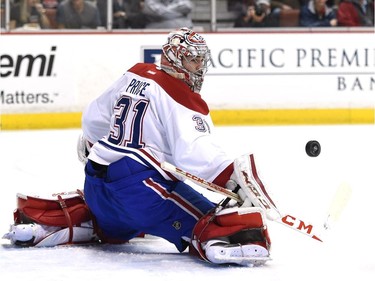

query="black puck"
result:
[305,140,321,157]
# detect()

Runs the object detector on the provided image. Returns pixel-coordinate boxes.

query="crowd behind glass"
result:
[0,0,373,31]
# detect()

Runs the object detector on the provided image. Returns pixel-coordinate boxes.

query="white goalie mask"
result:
[161,27,211,93]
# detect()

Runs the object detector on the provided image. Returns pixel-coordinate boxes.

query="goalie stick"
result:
[161,162,323,242]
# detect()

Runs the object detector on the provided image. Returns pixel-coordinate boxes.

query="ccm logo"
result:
[280,214,323,242]
[281,214,313,234]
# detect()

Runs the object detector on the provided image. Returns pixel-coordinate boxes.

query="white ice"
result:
[1,125,374,280]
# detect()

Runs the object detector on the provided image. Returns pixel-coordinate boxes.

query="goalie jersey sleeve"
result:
[83,63,234,185]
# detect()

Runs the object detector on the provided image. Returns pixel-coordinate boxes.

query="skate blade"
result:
[213,255,271,266]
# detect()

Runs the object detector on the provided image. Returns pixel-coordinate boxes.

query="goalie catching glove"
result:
[226,154,281,220]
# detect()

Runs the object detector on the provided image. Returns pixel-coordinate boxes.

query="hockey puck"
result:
[305,140,321,157]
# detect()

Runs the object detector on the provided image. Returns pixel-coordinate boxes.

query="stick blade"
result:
[324,182,352,230]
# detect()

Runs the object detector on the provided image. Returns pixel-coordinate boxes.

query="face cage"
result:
[181,47,211,93]
[162,43,211,92]
[180,47,211,77]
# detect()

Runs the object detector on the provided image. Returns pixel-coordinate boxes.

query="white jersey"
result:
[82,63,234,185]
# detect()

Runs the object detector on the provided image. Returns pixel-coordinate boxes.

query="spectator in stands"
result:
[56,0,101,29]
[43,0,59,9]
[228,0,255,16]
[337,0,374,26]
[9,0,51,29]
[143,0,193,29]
[271,0,301,12]
[229,0,301,17]
[325,0,340,8]
[234,0,280,27]
[301,0,339,7]
[97,0,148,29]
[299,0,337,26]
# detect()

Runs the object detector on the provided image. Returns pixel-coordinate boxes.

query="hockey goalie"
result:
[3,27,278,266]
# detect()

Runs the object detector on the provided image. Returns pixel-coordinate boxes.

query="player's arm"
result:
[78,76,126,164]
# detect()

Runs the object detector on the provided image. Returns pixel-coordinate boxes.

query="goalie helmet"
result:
[161,27,211,93]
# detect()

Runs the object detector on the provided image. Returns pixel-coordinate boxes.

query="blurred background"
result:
[1,0,374,131]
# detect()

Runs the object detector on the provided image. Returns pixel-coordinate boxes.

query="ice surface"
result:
[1,126,374,280]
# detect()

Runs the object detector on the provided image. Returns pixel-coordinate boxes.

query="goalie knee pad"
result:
[189,206,271,264]
[3,190,100,246]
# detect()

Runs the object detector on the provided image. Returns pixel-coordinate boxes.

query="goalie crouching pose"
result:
[4,28,277,266]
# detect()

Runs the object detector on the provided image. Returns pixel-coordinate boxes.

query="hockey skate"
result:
[204,239,270,266]
[3,222,99,247]
[2,223,60,246]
